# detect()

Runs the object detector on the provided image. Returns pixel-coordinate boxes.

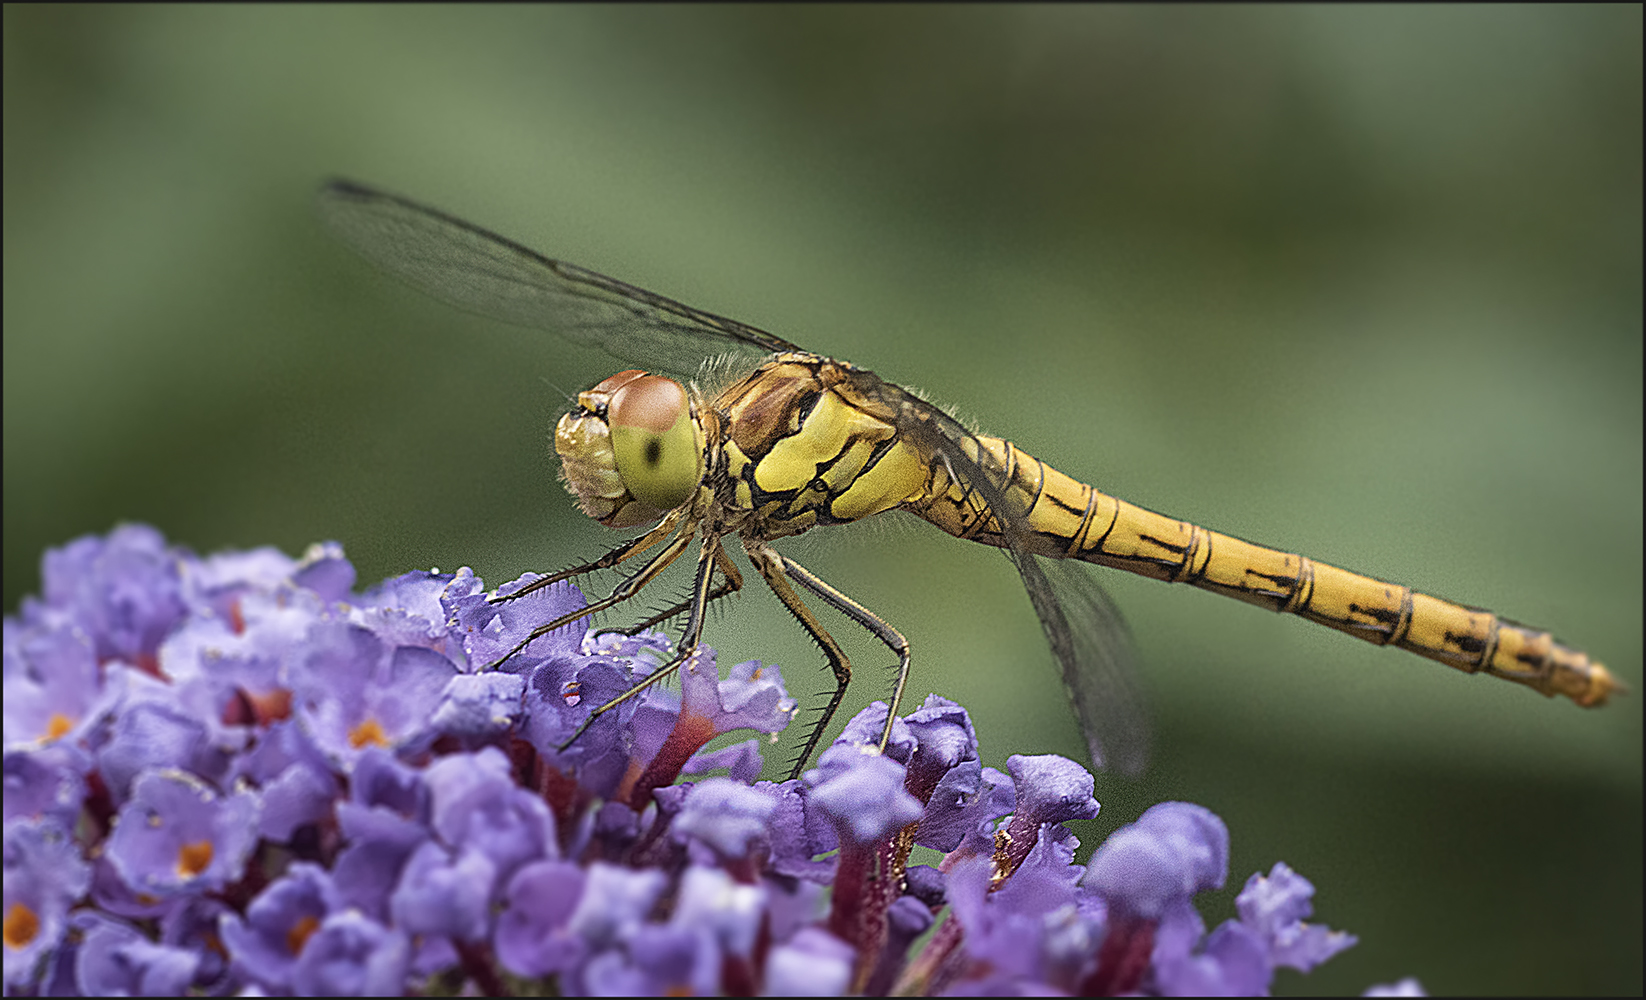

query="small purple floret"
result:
[1084,801,1228,920]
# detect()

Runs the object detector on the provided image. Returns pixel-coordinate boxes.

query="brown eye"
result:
[607,376,701,509]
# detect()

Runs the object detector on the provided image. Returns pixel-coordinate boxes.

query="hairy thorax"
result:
[712,353,934,543]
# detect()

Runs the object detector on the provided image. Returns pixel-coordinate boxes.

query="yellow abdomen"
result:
[907,434,1620,708]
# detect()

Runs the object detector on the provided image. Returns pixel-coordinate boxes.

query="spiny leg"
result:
[489,530,694,669]
[742,542,863,781]
[600,546,745,637]
[779,553,911,756]
[490,510,682,605]
[558,533,726,753]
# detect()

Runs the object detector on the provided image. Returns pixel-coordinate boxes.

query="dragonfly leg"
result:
[490,510,682,604]
[744,543,911,780]
[489,528,694,669]
[598,546,745,637]
[742,544,852,780]
[558,533,726,753]
[778,553,911,758]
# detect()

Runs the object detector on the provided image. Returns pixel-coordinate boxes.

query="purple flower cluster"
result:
[4,525,1385,995]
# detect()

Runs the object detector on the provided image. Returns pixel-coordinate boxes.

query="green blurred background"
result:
[5,6,1640,994]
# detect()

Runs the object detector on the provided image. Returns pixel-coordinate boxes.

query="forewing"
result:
[877,376,1151,776]
[317,180,803,381]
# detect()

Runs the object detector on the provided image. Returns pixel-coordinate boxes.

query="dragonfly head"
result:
[555,370,706,527]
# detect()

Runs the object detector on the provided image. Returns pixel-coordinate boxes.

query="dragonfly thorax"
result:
[555,370,707,528]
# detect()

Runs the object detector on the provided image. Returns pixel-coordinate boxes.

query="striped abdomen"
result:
[907,435,1619,708]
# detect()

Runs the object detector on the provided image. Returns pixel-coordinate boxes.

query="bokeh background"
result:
[5,6,1640,994]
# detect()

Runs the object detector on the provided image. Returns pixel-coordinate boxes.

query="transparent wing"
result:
[1011,553,1150,778]
[316,180,804,382]
[865,372,1151,777]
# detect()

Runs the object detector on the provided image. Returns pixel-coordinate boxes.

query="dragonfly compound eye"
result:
[607,375,702,510]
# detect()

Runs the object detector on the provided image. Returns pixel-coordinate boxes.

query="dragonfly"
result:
[316,180,1621,780]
